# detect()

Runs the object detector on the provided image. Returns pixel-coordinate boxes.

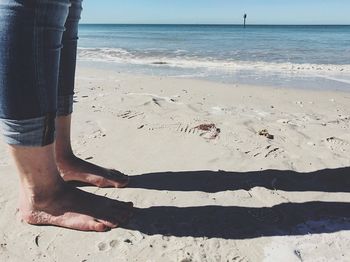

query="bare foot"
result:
[19,183,133,232]
[57,155,129,188]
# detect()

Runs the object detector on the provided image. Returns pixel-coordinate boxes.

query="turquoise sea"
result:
[78,24,350,90]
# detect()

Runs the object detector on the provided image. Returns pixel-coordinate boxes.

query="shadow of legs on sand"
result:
[123,202,350,240]
[128,167,350,193]
[122,167,350,239]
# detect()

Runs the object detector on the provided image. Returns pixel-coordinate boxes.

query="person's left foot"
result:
[57,155,129,188]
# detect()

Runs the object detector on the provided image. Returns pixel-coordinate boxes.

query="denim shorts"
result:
[0,0,82,146]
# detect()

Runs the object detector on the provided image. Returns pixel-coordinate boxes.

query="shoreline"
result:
[78,60,350,93]
[78,64,350,97]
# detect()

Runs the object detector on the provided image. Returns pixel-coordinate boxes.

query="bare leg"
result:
[55,115,129,188]
[13,144,133,231]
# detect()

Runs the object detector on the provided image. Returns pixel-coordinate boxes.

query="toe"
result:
[108,170,129,187]
[89,220,110,232]
[98,219,119,229]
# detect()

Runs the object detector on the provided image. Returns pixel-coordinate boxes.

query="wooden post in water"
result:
[243,14,247,28]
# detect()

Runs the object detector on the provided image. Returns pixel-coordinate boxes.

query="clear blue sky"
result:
[81,0,350,25]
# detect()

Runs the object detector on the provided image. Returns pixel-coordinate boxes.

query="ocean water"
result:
[78,24,350,90]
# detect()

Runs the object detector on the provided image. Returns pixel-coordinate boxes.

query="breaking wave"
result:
[77,47,350,77]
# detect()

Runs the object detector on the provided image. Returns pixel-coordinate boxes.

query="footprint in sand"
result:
[97,240,119,252]
[325,137,350,152]
[117,110,145,120]
[193,124,221,139]
[109,240,119,248]
[146,123,220,140]
[244,144,283,159]
[97,242,107,251]
[176,123,200,135]
[87,129,107,139]
[174,123,221,139]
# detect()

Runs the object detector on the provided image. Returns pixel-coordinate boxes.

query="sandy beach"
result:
[1,66,350,261]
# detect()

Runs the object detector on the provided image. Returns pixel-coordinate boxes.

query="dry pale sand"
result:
[1,67,350,262]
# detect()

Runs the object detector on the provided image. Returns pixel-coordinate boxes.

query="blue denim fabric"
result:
[0,114,55,146]
[58,0,82,116]
[0,0,82,146]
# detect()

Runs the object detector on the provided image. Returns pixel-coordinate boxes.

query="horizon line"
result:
[80,23,350,26]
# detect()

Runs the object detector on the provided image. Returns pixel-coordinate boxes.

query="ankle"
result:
[55,114,74,163]
[20,179,65,208]
[55,150,76,164]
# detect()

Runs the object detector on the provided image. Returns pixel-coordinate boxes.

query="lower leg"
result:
[55,115,129,188]
[13,144,64,206]
[12,143,133,232]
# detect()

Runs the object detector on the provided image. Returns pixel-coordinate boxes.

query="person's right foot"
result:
[19,183,133,232]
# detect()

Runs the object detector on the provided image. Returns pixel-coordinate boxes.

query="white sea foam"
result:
[77,47,350,77]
